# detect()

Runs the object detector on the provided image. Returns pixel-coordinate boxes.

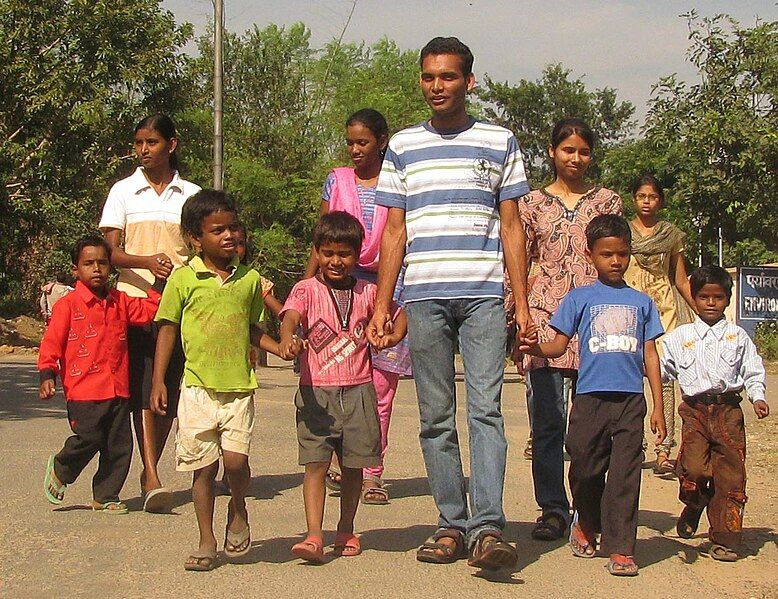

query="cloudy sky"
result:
[161,0,776,125]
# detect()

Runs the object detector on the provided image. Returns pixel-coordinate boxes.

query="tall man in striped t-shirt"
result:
[368,37,531,570]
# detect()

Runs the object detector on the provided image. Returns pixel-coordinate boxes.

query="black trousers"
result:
[54,398,132,503]
[566,392,646,555]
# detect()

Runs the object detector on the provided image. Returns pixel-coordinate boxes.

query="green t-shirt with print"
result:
[156,255,265,391]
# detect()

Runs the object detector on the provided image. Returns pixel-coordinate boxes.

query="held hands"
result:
[39,379,56,400]
[650,408,667,446]
[149,382,168,416]
[366,307,393,347]
[753,400,770,419]
[516,322,540,353]
[278,334,305,360]
[147,253,174,279]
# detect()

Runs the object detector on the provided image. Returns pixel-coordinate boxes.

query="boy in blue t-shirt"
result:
[522,214,666,577]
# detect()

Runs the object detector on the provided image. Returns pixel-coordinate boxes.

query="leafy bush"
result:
[755,320,778,362]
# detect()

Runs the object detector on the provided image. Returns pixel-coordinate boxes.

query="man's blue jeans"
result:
[405,297,508,546]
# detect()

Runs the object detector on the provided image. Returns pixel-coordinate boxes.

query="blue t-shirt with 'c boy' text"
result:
[550,280,663,395]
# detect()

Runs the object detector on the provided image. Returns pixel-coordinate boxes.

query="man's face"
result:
[420,53,475,119]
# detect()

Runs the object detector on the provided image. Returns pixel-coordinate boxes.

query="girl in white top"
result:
[99,114,200,512]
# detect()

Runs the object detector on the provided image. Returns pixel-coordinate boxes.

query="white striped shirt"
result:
[99,167,201,297]
[375,117,529,302]
[660,317,766,403]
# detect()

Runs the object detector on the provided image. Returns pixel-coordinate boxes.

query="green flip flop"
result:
[44,455,66,505]
[92,501,129,515]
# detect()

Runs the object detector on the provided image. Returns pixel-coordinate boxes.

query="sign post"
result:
[737,266,778,338]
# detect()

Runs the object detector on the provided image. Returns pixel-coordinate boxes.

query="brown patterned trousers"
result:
[676,397,747,548]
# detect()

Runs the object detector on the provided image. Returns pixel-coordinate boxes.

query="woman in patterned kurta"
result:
[518,118,622,541]
[624,174,695,473]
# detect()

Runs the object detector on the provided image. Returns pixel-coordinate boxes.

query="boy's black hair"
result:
[70,234,112,265]
[585,214,632,250]
[420,36,474,76]
[312,211,364,255]
[181,189,237,238]
[690,265,733,299]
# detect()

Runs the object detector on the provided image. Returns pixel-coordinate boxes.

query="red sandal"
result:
[334,532,361,557]
[291,535,324,563]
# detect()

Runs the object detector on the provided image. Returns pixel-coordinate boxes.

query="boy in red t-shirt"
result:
[279,211,406,562]
[39,235,161,513]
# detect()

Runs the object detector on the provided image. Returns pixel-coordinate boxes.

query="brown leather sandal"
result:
[416,529,466,564]
[467,532,518,571]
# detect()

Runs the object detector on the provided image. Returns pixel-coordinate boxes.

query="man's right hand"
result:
[146,253,174,279]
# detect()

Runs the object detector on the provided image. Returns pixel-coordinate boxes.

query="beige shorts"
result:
[176,385,255,472]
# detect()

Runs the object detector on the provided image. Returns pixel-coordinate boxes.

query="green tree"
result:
[0,0,193,307]
[637,12,777,266]
[477,63,635,185]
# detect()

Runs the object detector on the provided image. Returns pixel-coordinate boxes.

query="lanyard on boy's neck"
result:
[321,276,355,331]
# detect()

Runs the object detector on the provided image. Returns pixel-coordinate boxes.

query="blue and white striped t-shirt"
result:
[375,117,530,303]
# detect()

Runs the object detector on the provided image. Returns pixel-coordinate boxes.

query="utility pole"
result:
[213,0,224,190]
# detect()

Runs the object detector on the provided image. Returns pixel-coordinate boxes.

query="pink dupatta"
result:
[328,166,388,271]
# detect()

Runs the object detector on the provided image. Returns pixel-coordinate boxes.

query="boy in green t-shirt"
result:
[150,190,295,571]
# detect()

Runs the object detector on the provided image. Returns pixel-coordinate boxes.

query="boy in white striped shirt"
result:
[660,265,768,562]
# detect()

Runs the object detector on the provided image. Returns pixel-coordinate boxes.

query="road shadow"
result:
[635,509,775,567]
[383,476,432,499]
[124,471,307,513]
[0,364,64,421]
[249,472,305,500]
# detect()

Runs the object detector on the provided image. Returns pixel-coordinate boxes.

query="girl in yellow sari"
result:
[624,174,696,473]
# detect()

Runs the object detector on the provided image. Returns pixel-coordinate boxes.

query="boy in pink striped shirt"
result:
[279,211,406,563]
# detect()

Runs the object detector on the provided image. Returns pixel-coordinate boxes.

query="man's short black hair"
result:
[312,211,364,255]
[420,36,474,76]
[690,265,733,299]
[181,189,237,238]
[71,234,112,265]
[585,214,632,250]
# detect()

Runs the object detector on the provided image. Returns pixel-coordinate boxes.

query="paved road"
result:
[1,356,776,598]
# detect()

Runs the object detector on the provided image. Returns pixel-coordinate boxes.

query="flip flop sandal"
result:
[334,532,362,557]
[467,533,518,571]
[143,487,172,513]
[184,549,217,572]
[44,455,66,505]
[569,512,597,558]
[325,469,341,492]
[416,529,466,564]
[606,555,639,576]
[532,512,568,541]
[92,501,129,515]
[676,506,704,539]
[361,481,389,505]
[291,535,324,563]
[710,544,738,562]
[224,524,251,557]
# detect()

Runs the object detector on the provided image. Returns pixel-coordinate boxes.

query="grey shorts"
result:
[295,383,381,468]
